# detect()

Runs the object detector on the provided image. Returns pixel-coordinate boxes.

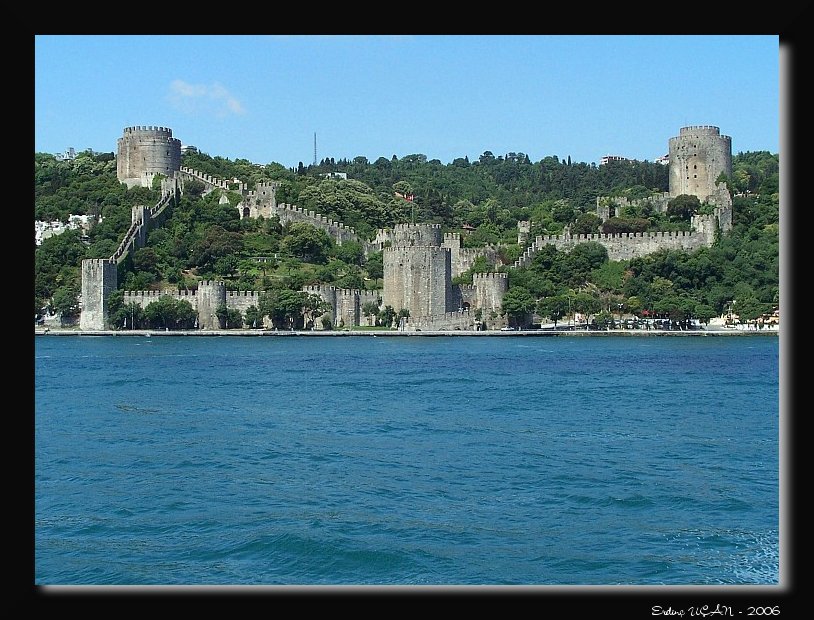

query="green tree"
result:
[302,293,332,329]
[332,240,364,266]
[281,222,333,263]
[144,296,196,329]
[244,305,263,328]
[666,194,701,221]
[537,295,569,327]
[215,255,240,278]
[571,212,603,235]
[216,303,244,329]
[378,305,396,328]
[51,286,80,323]
[115,302,146,330]
[364,251,384,284]
[735,297,766,324]
[501,286,536,328]
[693,303,717,326]
[362,301,380,326]
[572,290,601,328]
[259,288,307,329]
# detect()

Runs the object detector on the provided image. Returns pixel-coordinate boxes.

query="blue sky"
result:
[35,35,781,168]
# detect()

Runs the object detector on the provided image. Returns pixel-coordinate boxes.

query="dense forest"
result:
[34,147,779,328]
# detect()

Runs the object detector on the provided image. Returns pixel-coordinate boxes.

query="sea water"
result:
[34,335,780,585]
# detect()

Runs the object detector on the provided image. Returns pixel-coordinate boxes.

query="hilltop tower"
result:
[117,126,182,188]
[668,125,732,201]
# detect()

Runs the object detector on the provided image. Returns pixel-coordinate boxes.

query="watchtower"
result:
[117,126,182,188]
[668,126,732,200]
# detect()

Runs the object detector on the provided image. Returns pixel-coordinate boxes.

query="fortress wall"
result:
[226,290,262,314]
[121,288,196,310]
[403,310,473,331]
[272,203,359,245]
[454,245,501,277]
[441,232,501,277]
[514,230,714,267]
[595,193,671,220]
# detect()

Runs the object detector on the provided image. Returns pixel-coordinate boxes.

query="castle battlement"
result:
[226,291,260,298]
[198,280,226,288]
[123,289,166,298]
[678,125,725,137]
[123,125,176,138]
[472,272,508,281]
[393,223,441,232]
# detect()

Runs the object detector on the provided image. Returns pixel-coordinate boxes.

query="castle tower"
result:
[80,259,117,330]
[197,281,227,329]
[382,223,452,318]
[117,126,182,188]
[668,126,732,200]
[472,272,509,315]
[390,223,443,247]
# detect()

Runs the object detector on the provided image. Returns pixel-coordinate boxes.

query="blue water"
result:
[34,335,780,585]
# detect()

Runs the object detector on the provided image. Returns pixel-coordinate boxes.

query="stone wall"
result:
[514,230,716,267]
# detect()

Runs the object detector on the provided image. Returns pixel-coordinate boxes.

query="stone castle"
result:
[79,124,734,331]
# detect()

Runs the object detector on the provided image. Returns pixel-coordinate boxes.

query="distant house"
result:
[599,155,630,165]
[54,147,76,161]
[320,171,347,180]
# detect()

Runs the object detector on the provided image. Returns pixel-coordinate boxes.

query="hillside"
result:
[34,148,779,327]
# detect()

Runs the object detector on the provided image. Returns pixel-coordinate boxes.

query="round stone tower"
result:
[117,126,182,188]
[196,280,227,329]
[668,125,732,200]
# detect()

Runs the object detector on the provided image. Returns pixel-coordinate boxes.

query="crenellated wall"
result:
[441,232,502,277]
[122,284,262,328]
[226,290,263,314]
[178,166,232,195]
[514,229,717,267]
[300,284,382,328]
[402,309,474,331]
[271,203,360,245]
